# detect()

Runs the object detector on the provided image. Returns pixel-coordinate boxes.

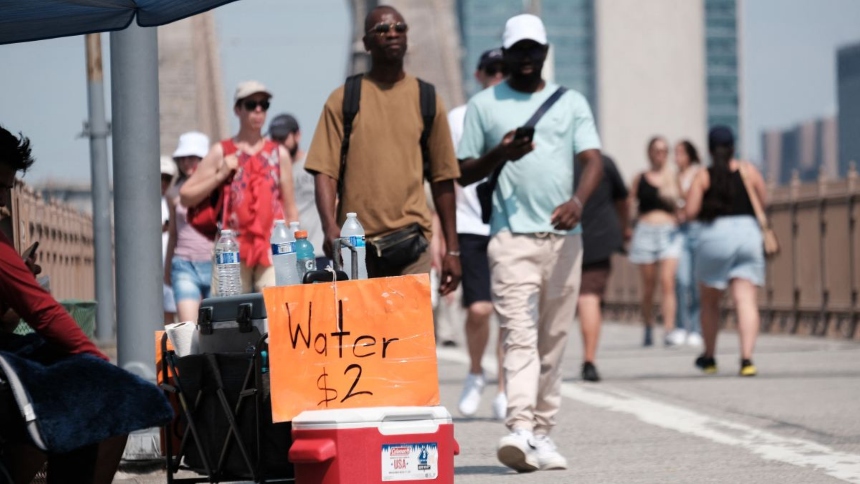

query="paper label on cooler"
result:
[271,242,295,255]
[381,443,438,481]
[215,251,240,265]
[347,235,366,248]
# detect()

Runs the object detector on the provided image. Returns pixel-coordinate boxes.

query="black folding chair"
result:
[160,333,293,483]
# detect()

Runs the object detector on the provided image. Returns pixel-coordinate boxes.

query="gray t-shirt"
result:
[292,156,325,257]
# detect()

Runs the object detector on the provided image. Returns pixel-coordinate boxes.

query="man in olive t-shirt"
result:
[305,5,461,295]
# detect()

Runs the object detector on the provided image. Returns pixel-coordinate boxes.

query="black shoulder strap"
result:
[484,86,568,197]
[338,74,363,202]
[418,78,436,181]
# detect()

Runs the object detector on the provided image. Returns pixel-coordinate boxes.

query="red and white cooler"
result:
[288,406,459,484]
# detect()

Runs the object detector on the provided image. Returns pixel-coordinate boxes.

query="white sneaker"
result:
[497,429,538,472]
[491,392,507,421]
[533,434,568,470]
[686,331,704,347]
[665,328,687,347]
[458,373,485,417]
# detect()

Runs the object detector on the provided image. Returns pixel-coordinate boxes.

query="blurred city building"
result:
[838,41,860,178]
[455,0,740,180]
[762,116,838,185]
[157,11,228,157]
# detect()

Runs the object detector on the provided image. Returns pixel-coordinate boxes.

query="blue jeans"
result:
[675,222,701,335]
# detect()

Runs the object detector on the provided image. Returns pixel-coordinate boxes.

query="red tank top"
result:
[222,139,284,268]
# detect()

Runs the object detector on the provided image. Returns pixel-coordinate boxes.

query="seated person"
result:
[0,126,158,484]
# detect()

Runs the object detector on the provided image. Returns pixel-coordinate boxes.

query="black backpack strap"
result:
[418,78,436,181]
[338,74,363,203]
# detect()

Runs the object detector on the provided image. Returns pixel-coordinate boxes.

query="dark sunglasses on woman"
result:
[243,99,270,112]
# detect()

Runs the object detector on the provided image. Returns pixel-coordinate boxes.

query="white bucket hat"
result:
[172,132,210,159]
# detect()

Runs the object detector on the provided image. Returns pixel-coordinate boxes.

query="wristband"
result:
[446,250,461,257]
[572,196,583,209]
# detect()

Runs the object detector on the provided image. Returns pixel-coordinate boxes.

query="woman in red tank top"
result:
[178,81,298,293]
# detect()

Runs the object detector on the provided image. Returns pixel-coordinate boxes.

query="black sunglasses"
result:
[367,22,408,35]
[483,64,508,76]
[506,45,546,60]
[242,99,270,112]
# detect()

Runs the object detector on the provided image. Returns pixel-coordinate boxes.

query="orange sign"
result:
[263,274,440,423]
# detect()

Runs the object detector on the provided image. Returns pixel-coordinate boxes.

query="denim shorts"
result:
[695,216,765,289]
[170,257,212,302]
[629,222,682,264]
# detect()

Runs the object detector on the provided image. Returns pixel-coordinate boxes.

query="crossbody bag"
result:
[476,86,568,224]
[738,162,780,258]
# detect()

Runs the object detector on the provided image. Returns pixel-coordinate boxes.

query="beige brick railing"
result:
[2,181,95,301]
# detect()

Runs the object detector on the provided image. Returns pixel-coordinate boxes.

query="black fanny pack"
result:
[367,224,428,269]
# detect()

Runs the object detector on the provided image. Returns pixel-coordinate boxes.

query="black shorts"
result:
[458,233,492,307]
[580,259,612,298]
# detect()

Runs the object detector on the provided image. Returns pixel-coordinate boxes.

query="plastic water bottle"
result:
[295,230,316,282]
[340,212,367,280]
[271,219,299,286]
[289,221,300,238]
[215,229,241,296]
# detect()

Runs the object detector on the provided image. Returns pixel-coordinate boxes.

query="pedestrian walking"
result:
[179,81,299,293]
[449,47,508,420]
[164,132,213,322]
[575,154,630,382]
[672,140,704,347]
[305,5,461,294]
[685,126,766,377]
[268,114,329,269]
[458,14,604,472]
[628,136,682,347]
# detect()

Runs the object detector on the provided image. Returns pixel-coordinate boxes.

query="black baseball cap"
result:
[708,125,735,149]
[477,48,504,70]
[269,114,300,140]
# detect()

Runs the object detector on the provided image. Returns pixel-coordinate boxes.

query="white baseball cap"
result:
[502,14,547,49]
[173,131,210,159]
[234,80,272,103]
[160,155,177,177]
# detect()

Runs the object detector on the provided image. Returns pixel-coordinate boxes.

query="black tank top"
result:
[700,168,756,219]
[726,170,756,216]
[637,176,675,214]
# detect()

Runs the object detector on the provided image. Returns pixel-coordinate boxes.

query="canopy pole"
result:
[110,23,162,380]
[84,33,116,344]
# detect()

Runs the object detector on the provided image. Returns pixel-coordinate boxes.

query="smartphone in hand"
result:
[513,126,535,143]
[21,241,39,261]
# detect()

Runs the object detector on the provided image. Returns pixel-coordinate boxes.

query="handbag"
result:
[187,141,237,239]
[366,223,429,269]
[476,86,569,224]
[187,182,230,240]
[738,162,780,258]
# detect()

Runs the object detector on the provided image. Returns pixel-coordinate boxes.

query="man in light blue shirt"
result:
[458,13,603,473]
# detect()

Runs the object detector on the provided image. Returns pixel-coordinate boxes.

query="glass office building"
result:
[456,0,596,106]
[704,0,740,139]
[838,43,860,177]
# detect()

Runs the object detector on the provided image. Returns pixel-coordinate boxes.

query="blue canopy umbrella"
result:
[0,0,238,45]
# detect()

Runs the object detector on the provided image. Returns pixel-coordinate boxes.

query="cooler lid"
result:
[199,293,267,321]
[292,406,452,430]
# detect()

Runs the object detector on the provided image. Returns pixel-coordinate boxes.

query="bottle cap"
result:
[346,212,357,218]
[274,219,285,226]
[296,230,309,239]
[220,229,233,236]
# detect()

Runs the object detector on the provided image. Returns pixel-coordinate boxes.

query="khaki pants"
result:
[488,231,582,435]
